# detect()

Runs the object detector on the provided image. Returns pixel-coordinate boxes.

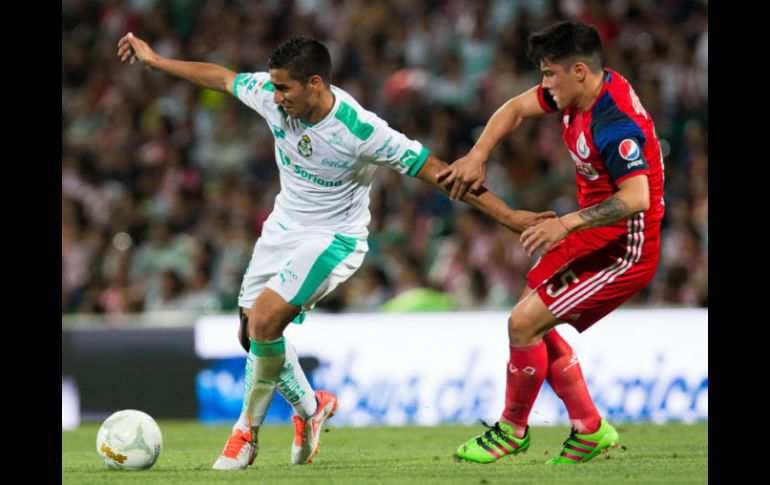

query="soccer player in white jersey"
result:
[117,33,554,470]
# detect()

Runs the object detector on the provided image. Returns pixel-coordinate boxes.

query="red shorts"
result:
[527,214,660,333]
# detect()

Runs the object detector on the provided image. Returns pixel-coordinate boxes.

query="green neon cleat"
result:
[546,419,621,464]
[455,421,530,464]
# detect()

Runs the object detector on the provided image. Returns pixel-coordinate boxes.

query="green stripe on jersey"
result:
[406,146,430,177]
[289,234,358,306]
[262,81,275,92]
[233,73,248,99]
[335,102,374,141]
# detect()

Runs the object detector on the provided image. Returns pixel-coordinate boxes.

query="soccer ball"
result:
[96,409,163,470]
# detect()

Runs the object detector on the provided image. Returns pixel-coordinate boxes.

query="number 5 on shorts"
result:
[546,269,579,298]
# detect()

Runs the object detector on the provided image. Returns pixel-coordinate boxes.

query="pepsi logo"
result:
[619,139,640,161]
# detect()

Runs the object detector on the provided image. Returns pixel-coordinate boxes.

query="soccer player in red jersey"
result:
[439,21,664,464]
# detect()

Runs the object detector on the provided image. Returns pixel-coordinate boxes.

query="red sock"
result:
[500,340,548,435]
[544,329,601,434]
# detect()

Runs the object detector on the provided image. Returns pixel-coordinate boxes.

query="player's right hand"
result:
[117,32,155,67]
[437,149,487,200]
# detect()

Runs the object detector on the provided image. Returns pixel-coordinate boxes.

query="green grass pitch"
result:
[63,421,707,484]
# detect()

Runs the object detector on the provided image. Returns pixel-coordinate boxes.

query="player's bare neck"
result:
[576,74,605,113]
[305,89,335,125]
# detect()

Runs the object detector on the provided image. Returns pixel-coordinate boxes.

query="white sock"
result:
[233,337,285,433]
[276,339,318,419]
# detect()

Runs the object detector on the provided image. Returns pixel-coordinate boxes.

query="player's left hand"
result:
[521,217,571,256]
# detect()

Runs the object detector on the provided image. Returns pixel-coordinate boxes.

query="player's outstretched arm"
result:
[520,174,650,256]
[437,85,548,200]
[117,32,237,95]
[416,154,555,234]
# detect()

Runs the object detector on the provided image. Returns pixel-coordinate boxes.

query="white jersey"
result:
[233,72,429,238]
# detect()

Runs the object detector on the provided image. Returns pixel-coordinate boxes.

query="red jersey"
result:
[527,69,665,331]
[537,68,665,243]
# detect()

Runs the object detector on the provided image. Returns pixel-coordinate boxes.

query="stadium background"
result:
[62,0,707,316]
[62,0,707,431]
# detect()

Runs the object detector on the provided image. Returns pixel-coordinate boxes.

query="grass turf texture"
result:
[63,421,707,484]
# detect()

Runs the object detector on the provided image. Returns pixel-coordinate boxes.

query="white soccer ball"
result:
[96,409,163,470]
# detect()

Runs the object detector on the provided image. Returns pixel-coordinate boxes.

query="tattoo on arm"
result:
[578,198,631,228]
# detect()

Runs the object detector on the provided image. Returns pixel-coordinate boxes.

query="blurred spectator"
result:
[178,266,220,312]
[129,220,193,281]
[62,0,707,315]
[343,265,394,312]
[145,269,186,311]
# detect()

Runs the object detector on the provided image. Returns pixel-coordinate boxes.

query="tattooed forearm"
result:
[577,198,632,228]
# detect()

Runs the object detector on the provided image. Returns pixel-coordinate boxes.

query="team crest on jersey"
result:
[619,139,640,161]
[298,134,313,158]
[577,132,590,159]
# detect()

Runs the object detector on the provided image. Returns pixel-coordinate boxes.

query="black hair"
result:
[268,36,332,84]
[527,21,604,72]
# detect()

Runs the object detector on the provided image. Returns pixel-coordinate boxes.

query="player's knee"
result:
[247,312,268,339]
[238,307,250,352]
[507,312,537,345]
[248,311,284,342]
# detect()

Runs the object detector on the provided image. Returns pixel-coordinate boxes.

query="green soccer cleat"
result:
[545,419,620,464]
[455,421,530,464]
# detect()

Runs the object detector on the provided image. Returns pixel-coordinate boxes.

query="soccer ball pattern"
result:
[96,410,163,470]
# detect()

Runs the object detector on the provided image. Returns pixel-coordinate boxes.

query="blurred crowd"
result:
[62,0,708,317]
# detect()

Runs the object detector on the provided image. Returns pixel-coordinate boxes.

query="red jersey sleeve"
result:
[537,84,559,113]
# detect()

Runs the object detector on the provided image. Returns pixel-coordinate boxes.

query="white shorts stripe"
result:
[553,258,631,317]
[551,214,645,317]
[549,257,625,315]
[633,213,645,263]
[550,214,643,316]
[548,215,638,314]
[549,214,645,317]
[551,219,641,318]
